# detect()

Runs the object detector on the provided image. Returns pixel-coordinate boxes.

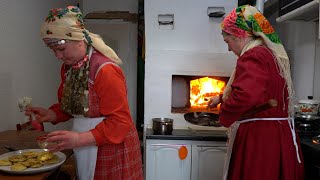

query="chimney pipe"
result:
[256,0,265,14]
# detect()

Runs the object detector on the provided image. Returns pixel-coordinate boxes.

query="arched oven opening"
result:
[171,75,229,126]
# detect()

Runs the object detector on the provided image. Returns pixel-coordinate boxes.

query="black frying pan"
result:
[184,99,278,127]
[184,112,221,127]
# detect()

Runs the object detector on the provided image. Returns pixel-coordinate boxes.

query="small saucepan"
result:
[296,99,320,115]
[152,118,174,135]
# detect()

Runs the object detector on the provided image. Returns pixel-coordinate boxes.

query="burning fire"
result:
[190,77,225,108]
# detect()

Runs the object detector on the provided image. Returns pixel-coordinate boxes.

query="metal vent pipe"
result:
[256,0,265,14]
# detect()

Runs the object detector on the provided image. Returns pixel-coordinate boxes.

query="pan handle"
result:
[241,99,278,119]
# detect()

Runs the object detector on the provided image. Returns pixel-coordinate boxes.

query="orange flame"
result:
[190,77,225,108]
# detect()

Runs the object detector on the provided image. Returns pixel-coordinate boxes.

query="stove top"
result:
[295,115,320,137]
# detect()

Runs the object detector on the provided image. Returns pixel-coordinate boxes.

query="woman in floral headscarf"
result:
[208,5,304,180]
[25,6,143,180]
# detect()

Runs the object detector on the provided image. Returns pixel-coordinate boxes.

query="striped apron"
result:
[222,117,301,180]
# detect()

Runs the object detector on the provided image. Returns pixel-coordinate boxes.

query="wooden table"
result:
[0,130,73,180]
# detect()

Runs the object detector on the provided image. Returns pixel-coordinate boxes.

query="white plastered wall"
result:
[267,8,318,101]
[313,23,320,99]
[278,22,317,101]
[0,0,78,132]
[80,0,139,123]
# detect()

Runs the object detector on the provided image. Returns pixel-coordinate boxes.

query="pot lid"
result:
[152,118,174,123]
[298,99,320,104]
[299,123,311,127]
[295,114,320,120]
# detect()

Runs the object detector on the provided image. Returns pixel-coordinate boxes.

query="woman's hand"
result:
[46,130,96,152]
[25,107,57,123]
[207,96,221,109]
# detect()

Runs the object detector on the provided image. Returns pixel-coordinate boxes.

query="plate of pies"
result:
[0,149,66,174]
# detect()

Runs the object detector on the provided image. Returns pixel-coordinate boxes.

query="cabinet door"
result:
[146,143,191,180]
[191,144,226,180]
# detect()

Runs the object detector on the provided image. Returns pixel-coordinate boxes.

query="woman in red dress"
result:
[208,5,304,180]
[25,6,143,180]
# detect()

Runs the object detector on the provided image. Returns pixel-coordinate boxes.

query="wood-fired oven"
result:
[144,0,237,130]
[171,75,229,114]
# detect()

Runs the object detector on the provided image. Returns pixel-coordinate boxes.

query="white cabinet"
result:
[191,143,227,180]
[146,140,191,180]
[146,139,226,180]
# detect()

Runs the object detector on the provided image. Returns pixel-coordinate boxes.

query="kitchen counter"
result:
[299,135,320,180]
[146,128,228,141]
[146,128,320,147]
[300,136,320,152]
[299,134,320,180]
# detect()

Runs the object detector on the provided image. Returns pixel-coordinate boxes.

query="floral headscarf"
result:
[40,6,122,64]
[221,5,288,60]
[40,6,123,116]
[221,5,295,117]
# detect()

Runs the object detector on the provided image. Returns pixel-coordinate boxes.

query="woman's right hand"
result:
[207,96,221,109]
[25,107,57,123]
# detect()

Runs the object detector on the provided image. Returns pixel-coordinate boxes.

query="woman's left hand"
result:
[45,130,96,152]
[45,130,80,152]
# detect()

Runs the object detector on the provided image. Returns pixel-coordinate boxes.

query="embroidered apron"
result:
[72,116,104,180]
[222,117,301,180]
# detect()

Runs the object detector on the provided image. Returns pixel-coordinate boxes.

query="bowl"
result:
[36,135,57,151]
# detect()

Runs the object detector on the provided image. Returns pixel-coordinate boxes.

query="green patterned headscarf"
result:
[221,5,289,61]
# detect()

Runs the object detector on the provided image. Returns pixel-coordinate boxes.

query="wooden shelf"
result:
[84,11,138,23]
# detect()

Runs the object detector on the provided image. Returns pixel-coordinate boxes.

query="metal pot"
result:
[152,118,174,135]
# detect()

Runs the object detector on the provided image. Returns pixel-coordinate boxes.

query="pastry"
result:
[0,159,12,166]
[10,163,27,171]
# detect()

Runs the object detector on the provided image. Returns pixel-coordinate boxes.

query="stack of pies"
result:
[0,151,60,171]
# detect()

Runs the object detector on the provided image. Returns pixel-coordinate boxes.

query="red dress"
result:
[49,50,143,180]
[219,46,304,180]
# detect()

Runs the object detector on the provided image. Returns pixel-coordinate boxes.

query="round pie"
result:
[8,155,26,163]
[22,151,39,159]
[44,154,60,164]
[21,158,43,168]
[0,159,12,166]
[10,163,27,171]
[37,152,54,161]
